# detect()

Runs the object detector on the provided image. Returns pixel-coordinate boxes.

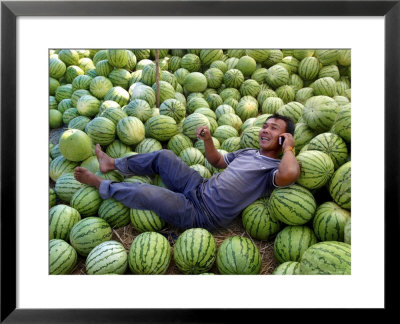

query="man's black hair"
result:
[265,113,295,136]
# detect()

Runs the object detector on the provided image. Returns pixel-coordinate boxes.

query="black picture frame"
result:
[1,0,398,322]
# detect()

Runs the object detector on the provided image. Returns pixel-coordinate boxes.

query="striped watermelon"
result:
[104,86,130,107]
[240,126,261,149]
[311,77,337,97]
[174,68,190,86]
[186,97,209,114]
[128,232,171,274]
[279,56,299,74]
[210,60,228,73]
[159,98,186,122]
[100,106,128,125]
[58,49,80,66]
[49,204,81,241]
[217,113,243,131]
[302,95,340,132]
[124,175,152,185]
[80,156,100,174]
[181,53,201,72]
[98,198,130,228]
[293,49,314,60]
[49,188,57,208]
[173,228,217,274]
[69,217,113,256]
[225,57,239,70]
[215,104,235,119]
[224,69,244,89]
[261,97,284,114]
[204,68,224,89]
[295,87,314,104]
[235,96,259,121]
[299,241,351,275]
[117,116,146,145]
[93,50,108,65]
[200,49,223,66]
[95,170,124,182]
[109,68,131,89]
[314,49,339,66]
[68,116,91,131]
[49,109,63,128]
[167,133,193,156]
[308,132,348,169]
[71,89,91,107]
[128,83,156,108]
[269,184,316,225]
[264,50,283,67]
[63,109,79,127]
[65,65,84,83]
[183,72,208,93]
[71,74,92,91]
[49,239,77,275]
[95,59,113,77]
[70,185,102,217]
[55,84,73,102]
[107,49,129,68]
[251,68,268,85]
[226,49,245,58]
[236,55,257,77]
[245,49,270,63]
[276,101,303,123]
[265,64,289,89]
[344,218,351,244]
[57,98,73,114]
[106,140,131,158]
[123,99,152,122]
[55,173,86,203]
[135,138,163,154]
[145,115,178,142]
[288,73,304,91]
[76,94,100,117]
[212,125,239,144]
[190,164,212,178]
[85,240,128,275]
[313,201,351,242]
[49,57,66,79]
[272,261,301,275]
[49,156,79,182]
[86,117,116,146]
[133,49,150,60]
[130,208,165,232]
[216,236,262,275]
[296,150,335,190]
[275,85,295,104]
[328,161,351,210]
[293,122,318,153]
[220,136,241,152]
[179,147,205,166]
[318,65,340,80]
[151,80,175,103]
[58,129,93,162]
[206,93,223,110]
[273,225,317,263]
[240,79,261,97]
[298,57,320,80]
[241,197,281,240]
[182,113,211,140]
[331,104,351,143]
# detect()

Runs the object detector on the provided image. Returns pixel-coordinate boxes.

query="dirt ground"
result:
[50,127,278,275]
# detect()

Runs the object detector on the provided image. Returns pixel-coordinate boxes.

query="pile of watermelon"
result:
[49,48,351,275]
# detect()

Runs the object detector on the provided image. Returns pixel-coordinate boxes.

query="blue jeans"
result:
[99,150,215,230]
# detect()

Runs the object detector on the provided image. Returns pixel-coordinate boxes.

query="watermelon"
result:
[272,261,301,275]
[315,49,339,66]
[299,241,351,275]
[240,79,261,97]
[224,69,244,89]
[76,94,100,117]
[183,72,208,93]
[49,204,81,241]
[49,156,79,182]
[204,68,224,89]
[95,170,124,182]
[313,201,351,242]
[117,116,145,145]
[298,57,320,80]
[49,57,66,79]
[273,225,317,263]
[264,50,283,67]
[130,208,165,232]
[100,107,128,125]
[58,49,80,66]
[55,173,86,203]
[96,59,113,77]
[308,132,348,169]
[265,64,289,89]
[173,228,217,274]
[70,185,102,217]
[135,138,163,154]
[216,236,262,275]
[65,65,84,83]
[311,77,337,97]
[331,104,351,143]
[128,232,171,274]
[261,97,284,114]
[80,156,100,174]
[86,117,116,146]
[190,164,212,178]
[215,104,235,119]
[55,84,73,102]
[93,50,108,65]
[186,97,210,114]
[217,113,243,131]
[145,115,178,142]
[240,126,261,149]
[302,95,340,132]
[212,125,239,144]
[49,188,57,208]
[68,116,91,131]
[296,150,335,190]
[49,239,77,275]
[200,49,223,66]
[133,49,151,61]
[85,240,128,275]
[245,49,270,63]
[275,85,295,103]
[279,56,299,74]
[108,68,132,89]
[129,83,156,107]
[69,217,113,256]
[99,198,130,228]
[57,98,73,114]
[182,113,211,140]
[242,197,281,240]
[123,99,152,122]
[269,184,316,225]
[159,98,186,122]
[344,218,351,244]
[181,53,201,72]
[194,136,220,155]
[295,87,314,104]
[71,89,91,107]
[328,161,351,210]
[104,86,130,107]
[167,133,193,156]
[236,55,257,77]
[107,49,129,68]
[220,136,241,152]
[179,147,205,166]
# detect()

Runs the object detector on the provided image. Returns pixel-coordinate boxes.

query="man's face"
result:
[259,118,287,151]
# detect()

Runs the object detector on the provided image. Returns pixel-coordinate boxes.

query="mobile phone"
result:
[279,136,284,145]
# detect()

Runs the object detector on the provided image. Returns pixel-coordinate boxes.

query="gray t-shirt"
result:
[199,148,281,227]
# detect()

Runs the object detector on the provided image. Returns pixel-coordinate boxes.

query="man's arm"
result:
[274,133,300,187]
[196,126,227,169]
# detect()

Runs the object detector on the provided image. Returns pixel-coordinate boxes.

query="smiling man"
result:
[74,113,300,230]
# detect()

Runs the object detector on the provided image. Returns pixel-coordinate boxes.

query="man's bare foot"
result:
[74,167,102,189]
[95,144,116,173]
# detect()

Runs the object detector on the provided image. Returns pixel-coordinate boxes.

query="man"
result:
[74,113,300,230]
